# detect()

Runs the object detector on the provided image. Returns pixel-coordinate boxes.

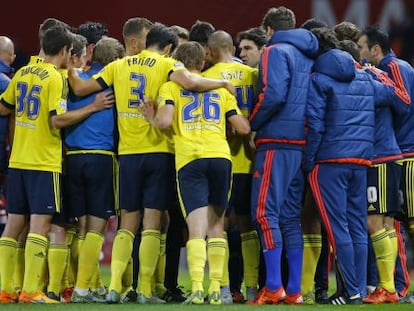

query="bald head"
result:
[208,30,233,51]
[0,36,15,65]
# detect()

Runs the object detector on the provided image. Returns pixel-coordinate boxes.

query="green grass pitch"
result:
[1,266,413,310]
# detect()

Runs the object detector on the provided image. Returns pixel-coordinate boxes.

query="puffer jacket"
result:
[250,28,319,151]
[304,49,376,172]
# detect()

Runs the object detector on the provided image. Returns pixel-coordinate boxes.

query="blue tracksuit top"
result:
[363,66,410,163]
[64,63,116,151]
[250,28,319,150]
[378,52,414,157]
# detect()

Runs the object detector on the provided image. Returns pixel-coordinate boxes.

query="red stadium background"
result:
[1,0,413,263]
[1,0,413,68]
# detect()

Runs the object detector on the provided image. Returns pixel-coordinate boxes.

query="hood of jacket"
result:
[268,28,319,58]
[313,49,356,82]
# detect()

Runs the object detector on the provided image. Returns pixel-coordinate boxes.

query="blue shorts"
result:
[63,153,116,220]
[7,168,61,215]
[177,158,232,217]
[119,153,175,212]
[229,173,252,216]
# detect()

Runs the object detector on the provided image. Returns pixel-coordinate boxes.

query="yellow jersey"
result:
[158,78,241,171]
[94,49,185,155]
[28,55,44,65]
[0,63,68,172]
[202,62,257,174]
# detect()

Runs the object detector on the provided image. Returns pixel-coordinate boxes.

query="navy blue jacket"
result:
[304,49,394,172]
[378,52,414,157]
[0,60,13,94]
[364,66,410,163]
[250,28,319,150]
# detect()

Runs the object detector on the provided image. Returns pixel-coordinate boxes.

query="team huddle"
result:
[0,4,413,306]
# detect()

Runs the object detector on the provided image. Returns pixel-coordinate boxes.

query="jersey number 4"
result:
[16,82,41,120]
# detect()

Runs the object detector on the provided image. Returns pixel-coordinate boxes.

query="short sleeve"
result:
[49,73,68,116]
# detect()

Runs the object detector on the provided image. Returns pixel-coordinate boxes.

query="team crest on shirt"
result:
[174,62,184,68]
[60,99,67,111]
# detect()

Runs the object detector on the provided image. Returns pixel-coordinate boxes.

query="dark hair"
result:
[146,23,178,52]
[170,25,189,41]
[189,20,215,45]
[71,34,87,57]
[41,26,73,56]
[362,26,391,54]
[337,40,360,62]
[311,27,339,55]
[262,6,296,31]
[334,22,361,42]
[301,17,328,31]
[77,22,108,45]
[174,41,205,70]
[122,17,153,38]
[237,27,267,49]
[39,18,71,43]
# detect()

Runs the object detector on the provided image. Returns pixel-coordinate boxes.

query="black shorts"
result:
[119,153,175,212]
[64,153,116,220]
[7,168,61,215]
[229,173,252,216]
[399,158,414,218]
[177,158,231,217]
[367,162,402,216]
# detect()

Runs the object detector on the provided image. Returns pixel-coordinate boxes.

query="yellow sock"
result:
[241,230,260,288]
[122,257,133,293]
[110,229,134,292]
[13,241,25,293]
[70,234,84,282]
[62,229,75,289]
[372,229,395,292]
[207,238,226,294]
[220,233,229,287]
[22,233,48,294]
[76,231,103,290]
[47,244,68,295]
[187,239,206,293]
[0,237,17,293]
[138,230,160,297]
[90,263,104,291]
[39,252,48,293]
[387,228,398,264]
[302,234,322,294]
[154,233,167,295]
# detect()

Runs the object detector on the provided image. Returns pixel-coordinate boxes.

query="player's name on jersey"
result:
[20,66,49,80]
[127,56,156,67]
[220,70,245,81]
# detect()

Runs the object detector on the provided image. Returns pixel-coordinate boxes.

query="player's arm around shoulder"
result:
[170,68,235,95]
[68,68,102,96]
[51,90,114,129]
[141,82,175,130]
[225,91,250,135]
